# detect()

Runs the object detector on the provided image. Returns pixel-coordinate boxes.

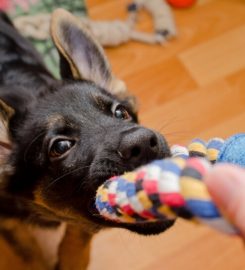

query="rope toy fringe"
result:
[96,134,245,235]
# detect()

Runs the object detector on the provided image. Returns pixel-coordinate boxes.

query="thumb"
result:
[204,164,245,237]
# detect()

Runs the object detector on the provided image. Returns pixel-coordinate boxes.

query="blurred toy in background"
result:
[127,0,177,44]
[60,0,178,48]
[0,0,177,75]
[13,0,177,47]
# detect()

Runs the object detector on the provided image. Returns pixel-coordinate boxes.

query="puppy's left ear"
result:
[50,8,126,96]
[0,99,14,166]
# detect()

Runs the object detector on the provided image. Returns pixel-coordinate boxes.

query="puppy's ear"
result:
[0,100,14,165]
[50,9,125,93]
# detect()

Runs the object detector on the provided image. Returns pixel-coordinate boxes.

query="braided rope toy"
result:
[96,134,245,235]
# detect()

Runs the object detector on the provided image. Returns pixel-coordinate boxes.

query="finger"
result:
[204,164,245,237]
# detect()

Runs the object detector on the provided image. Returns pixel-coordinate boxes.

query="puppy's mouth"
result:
[85,141,174,235]
[86,169,175,236]
[87,196,175,235]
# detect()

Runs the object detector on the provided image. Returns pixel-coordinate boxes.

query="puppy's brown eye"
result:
[50,140,75,158]
[113,104,131,120]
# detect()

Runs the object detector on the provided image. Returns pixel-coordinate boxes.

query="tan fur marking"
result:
[33,188,94,269]
[46,114,65,129]
[0,219,48,270]
[0,99,15,121]
[0,99,15,165]
[58,224,92,270]
[28,222,67,269]
[34,187,52,210]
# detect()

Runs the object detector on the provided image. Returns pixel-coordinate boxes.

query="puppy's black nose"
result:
[118,128,164,165]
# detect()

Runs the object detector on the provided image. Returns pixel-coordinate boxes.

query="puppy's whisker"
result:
[155,114,189,134]
[78,160,127,192]
[163,130,191,135]
[45,165,91,190]
[162,130,192,138]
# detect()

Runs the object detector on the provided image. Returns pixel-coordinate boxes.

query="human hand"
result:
[204,164,245,238]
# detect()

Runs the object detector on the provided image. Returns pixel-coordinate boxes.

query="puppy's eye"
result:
[49,140,75,158]
[113,104,131,120]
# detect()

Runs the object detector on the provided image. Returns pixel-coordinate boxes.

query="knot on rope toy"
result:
[96,134,245,235]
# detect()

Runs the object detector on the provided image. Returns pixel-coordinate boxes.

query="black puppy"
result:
[0,9,173,270]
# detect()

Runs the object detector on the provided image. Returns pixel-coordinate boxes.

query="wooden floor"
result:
[86,1,245,269]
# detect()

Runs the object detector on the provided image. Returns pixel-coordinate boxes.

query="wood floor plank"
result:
[226,68,245,90]
[179,25,245,86]
[199,112,245,139]
[140,80,245,144]
[125,57,197,112]
[89,220,245,270]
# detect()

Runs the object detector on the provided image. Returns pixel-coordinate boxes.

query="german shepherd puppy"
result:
[0,9,173,270]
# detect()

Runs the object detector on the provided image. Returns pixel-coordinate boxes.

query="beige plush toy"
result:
[14,0,177,47]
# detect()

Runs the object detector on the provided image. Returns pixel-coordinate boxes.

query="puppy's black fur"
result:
[0,10,174,241]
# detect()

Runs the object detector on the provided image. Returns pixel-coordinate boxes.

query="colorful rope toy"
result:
[96,134,245,235]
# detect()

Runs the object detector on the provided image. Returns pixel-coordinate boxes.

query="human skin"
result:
[204,164,245,238]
